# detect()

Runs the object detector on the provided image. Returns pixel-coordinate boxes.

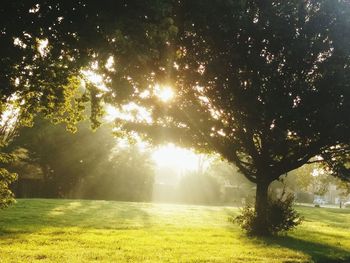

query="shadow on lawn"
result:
[263,235,350,263]
[297,206,350,226]
[0,199,152,234]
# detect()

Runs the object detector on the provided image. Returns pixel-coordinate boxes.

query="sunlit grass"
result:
[0,199,349,262]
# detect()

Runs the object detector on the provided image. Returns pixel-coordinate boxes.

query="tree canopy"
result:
[133,0,350,183]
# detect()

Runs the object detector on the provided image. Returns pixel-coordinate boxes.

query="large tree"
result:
[117,0,350,234]
[1,1,349,235]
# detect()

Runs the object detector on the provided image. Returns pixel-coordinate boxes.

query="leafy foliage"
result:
[0,145,18,209]
[0,168,17,209]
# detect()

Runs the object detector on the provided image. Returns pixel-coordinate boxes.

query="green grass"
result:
[0,199,349,262]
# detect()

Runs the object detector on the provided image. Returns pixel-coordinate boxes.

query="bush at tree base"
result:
[232,193,303,236]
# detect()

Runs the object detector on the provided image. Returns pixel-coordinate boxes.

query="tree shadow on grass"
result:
[262,235,350,263]
[0,199,152,236]
[297,206,350,230]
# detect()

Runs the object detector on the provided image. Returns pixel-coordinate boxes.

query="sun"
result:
[154,84,174,102]
[104,104,120,122]
[151,143,199,172]
[158,88,174,102]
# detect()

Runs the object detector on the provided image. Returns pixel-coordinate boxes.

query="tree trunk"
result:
[254,180,270,236]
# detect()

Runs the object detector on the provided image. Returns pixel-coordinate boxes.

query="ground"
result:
[0,199,349,262]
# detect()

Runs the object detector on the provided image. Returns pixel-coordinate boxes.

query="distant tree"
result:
[289,164,329,196]
[207,159,255,190]
[336,181,350,201]
[9,118,117,197]
[205,159,255,204]
[287,163,350,199]
[178,171,222,205]
[10,117,155,201]
[86,145,155,202]
[6,147,43,198]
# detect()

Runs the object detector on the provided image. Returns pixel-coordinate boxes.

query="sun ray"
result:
[152,143,199,172]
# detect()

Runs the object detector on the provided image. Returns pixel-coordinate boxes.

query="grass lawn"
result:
[0,199,349,262]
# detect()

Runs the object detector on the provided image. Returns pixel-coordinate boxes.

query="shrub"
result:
[230,204,258,234]
[232,193,303,235]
